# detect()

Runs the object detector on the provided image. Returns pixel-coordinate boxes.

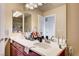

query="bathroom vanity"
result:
[9,33,66,56]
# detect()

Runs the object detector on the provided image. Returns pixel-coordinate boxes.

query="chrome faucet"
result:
[50,35,55,42]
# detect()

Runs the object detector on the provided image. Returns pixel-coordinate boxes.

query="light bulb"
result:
[38,3,43,6]
[25,3,44,10]
[34,4,38,8]
[30,7,34,10]
[25,4,29,8]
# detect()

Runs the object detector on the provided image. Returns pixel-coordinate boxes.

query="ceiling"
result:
[37,3,65,12]
[22,3,65,12]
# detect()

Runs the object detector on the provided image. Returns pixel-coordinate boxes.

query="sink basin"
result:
[33,42,51,49]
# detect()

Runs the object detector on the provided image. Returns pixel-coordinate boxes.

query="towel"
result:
[24,46,29,54]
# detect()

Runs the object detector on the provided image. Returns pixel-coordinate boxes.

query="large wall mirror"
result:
[24,13,31,32]
[12,11,23,32]
[12,11,31,33]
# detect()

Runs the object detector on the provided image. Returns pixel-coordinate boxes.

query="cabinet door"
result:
[11,43,24,56]
[24,50,41,56]
[16,50,24,56]
[28,51,41,56]
[12,41,24,52]
[10,43,17,56]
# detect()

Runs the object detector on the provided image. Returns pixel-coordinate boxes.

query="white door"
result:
[45,15,56,39]
[39,15,56,39]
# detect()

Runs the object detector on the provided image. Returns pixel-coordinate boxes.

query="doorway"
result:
[39,15,56,39]
[45,15,56,39]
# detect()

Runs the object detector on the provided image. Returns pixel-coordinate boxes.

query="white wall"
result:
[67,4,79,55]
[0,4,5,56]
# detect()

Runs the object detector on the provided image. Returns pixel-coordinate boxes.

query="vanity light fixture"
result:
[25,3,43,10]
[13,11,22,17]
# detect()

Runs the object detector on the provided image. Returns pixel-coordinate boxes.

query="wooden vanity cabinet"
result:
[10,41,24,56]
[10,40,65,56]
[10,40,40,56]
[24,50,41,56]
[10,40,66,56]
[59,48,66,56]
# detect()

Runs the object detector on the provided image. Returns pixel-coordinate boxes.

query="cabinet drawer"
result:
[12,41,24,52]
[10,43,17,56]
[16,50,24,56]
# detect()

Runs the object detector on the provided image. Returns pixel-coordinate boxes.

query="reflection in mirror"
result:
[24,13,31,32]
[12,11,23,32]
[44,15,56,39]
